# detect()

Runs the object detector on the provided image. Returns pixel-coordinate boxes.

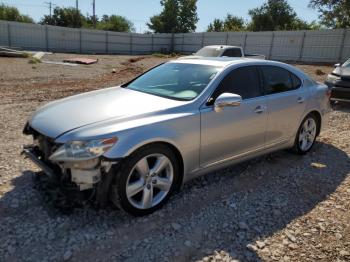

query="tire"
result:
[293,113,319,155]
[109,144,179,216]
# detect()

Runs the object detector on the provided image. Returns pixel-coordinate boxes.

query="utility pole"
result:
[92,0,96,28]
[75,0,79,28]
[44,2,54,19]
[44,2,56,24]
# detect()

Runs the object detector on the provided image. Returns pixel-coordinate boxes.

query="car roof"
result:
[169,57,309,79]
[200,45,241,49]
[170,57,271,67]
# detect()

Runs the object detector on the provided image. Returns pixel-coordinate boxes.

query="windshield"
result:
[342,58,350,68]
[126,63,221,101]
[195,47,222,57]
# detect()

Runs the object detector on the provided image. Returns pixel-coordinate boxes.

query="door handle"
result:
[254,105,264,114]
[297,97,304,103]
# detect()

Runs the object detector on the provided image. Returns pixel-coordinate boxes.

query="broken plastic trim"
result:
[22,146,55,178]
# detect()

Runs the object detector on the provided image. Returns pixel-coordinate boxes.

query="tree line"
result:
[0,4,135,32]
[0,0,349,33]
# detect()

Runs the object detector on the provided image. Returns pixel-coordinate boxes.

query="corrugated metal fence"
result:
[174,30,349,63]
[0,21,171,55]
[1,20,349,62]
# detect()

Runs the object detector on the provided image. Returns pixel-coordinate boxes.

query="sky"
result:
[2,0,320,33]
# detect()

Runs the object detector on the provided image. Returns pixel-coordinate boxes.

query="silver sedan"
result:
[23,58,331,216]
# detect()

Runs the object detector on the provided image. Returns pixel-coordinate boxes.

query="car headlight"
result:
[49,137,117,162]
[326,74,340,84]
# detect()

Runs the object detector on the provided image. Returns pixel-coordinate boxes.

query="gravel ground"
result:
[0,54,349,262]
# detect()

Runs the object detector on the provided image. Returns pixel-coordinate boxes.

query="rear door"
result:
[200,66,267,167]
[259,65,307,146]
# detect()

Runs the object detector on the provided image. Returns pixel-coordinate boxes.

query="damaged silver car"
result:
[23,58,330,216]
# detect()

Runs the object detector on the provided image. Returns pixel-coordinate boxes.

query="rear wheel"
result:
[293,114,318,155]
[109,144,179,216]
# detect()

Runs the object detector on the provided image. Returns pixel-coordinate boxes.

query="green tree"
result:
[291,18,322,30]
[223,14,245,31]
[247,0,310,31]
[148,0,179,33]
[207,14,245,32]
[41,9,134,32]
[307,20,323,30]
[97,15,135,32]
[207,19,224,32]
[40,7,86,28]
[84,14,98,28]
[0,4,34,23]
[147,0,198,33]
[309,0,350,28]
[177,0,199,32]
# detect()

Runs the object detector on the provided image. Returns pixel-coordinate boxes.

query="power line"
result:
[44,2,56,18]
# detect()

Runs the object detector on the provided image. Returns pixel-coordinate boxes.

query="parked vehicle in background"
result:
[325,59,350,103]
[180,45,266,60]
[22,57,330,216]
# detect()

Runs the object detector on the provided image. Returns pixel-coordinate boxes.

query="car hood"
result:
[29,87,186,138]
[333,66,350,77]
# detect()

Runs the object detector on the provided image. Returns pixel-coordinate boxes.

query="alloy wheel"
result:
[298,117,317,151]
[125,153,174,209]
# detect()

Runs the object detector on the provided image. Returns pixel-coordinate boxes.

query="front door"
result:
[200,66,267,167]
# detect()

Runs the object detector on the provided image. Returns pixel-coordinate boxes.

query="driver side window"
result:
[209,66,262,104]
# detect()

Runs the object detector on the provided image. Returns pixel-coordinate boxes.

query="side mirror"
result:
[214,93,242,112]
[334,63,341,68]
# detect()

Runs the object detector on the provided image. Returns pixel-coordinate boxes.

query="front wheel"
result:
[109,144,179,216]
[293,114,318,155]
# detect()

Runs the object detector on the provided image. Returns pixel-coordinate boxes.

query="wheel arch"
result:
[308,110,322,136]
[124,140,185,190]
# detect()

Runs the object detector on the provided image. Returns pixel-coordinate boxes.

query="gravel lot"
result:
[0,54,349,262]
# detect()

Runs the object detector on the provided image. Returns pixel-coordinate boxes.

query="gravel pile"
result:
[0,55,349,261]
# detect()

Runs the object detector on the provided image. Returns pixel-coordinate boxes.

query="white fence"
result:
[0,21,171,54]
[1,20,349,62]
[174,30,349,63]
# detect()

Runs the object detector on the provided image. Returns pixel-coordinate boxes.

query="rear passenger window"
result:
[261,66,301,94]
[222,48,242,57]
[211,66,262,101]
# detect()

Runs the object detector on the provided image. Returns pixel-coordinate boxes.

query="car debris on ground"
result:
[0,47,29,58]
[63,57,98,65]
[32,52,46,60]
[42,60,79,66]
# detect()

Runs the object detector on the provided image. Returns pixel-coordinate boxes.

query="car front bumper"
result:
[325,77,350,102]
[330,86,350,102]
[22,144,111,191]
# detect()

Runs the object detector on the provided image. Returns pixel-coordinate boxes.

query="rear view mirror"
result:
[214,93,242,112]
